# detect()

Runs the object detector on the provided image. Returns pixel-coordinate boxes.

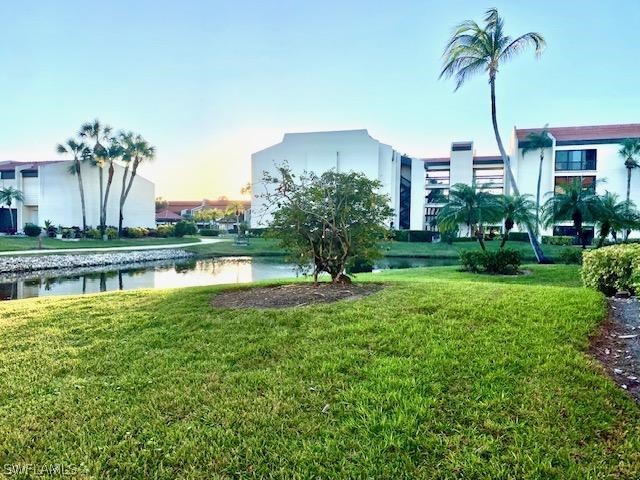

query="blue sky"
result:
[1,0,638,198]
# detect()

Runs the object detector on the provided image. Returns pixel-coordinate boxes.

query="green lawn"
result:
[1,265,638,478]
[189,236,576,262]
[0,236,200,252]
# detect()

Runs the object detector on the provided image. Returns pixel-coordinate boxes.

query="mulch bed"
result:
[590,297,640,402]
[211,283,383,309]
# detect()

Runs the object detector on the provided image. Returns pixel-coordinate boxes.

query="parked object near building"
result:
[250,123,640,239]
[0,160,155,233]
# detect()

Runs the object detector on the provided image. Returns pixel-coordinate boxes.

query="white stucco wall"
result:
[3,161,155,230]
[410,158,425,230]
[251,130,400,228]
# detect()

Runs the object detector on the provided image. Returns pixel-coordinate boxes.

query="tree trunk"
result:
[8,202,14,231]
[118,165,130,236]
[625,166,632,241]
[535,151,544,236]
[490,77,548,263]
[75,159,87,232]
[99,167,104,233]
[501,229,509,248]
[102,162,115,237]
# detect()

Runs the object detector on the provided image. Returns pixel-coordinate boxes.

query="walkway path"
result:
[0,238,225,257]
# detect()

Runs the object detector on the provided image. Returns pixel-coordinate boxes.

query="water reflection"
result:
[0,256,458,301]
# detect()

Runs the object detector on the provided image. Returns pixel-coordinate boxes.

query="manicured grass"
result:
[1,266,639,478]
[0,236,200,252]
[189,236,578,262]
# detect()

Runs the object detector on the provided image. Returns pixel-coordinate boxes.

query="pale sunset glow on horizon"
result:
[2,0,638,199]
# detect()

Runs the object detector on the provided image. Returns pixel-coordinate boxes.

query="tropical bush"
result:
[23,223,42,237]
[582,244,640,295]
[542,235,574,246]
[459,248,522,275]
[393,230,435,242]
[558,247,583,265]
[157,224,175,238]
[261,167,393,283]
[123,227,149,238]
[105,227,118,240]
[174,221,197,238]
[87,228,101,240]
[199,229,220,237]
[508,232,530,242]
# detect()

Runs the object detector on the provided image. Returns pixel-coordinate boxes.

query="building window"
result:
[554,175,596,194]
[425,207,439,231]
[474,167,504,195]
[0,170,15,180]
[555,149,596,171]
[21,170,38,178]
[426,169,450,186]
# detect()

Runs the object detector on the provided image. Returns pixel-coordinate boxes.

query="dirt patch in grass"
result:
[591,297,640,402]
[212,283,383,309]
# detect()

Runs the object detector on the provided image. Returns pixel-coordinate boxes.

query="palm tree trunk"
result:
[99,167,104,233]
[501,229,509,248]
[7,201,14,231]
[625,166,632,240]
[75,160,87,232]
[489,77,548,263]
[535,151,544,236]
[118,165,130,236]
[102,162,115,236]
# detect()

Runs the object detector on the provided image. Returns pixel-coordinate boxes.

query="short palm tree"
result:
[119,131,156,235]
[542,178,599,249]
[225,201,246,234]
[593,192,638,246]
[618,138,640,239]
[0,186,24,231]
[521,126,552,234]
[79,119,112,234]
[57,139,90,231]
[440,8,547,262]
[498,194,536,247]
[437,183,501,250]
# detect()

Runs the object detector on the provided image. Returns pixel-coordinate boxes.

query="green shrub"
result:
[558,248,583,265]
[123,227,149,238]
[392,230,435,242]
[157,224,175,238]
[459,248,522,275]
[582,244,640,295]
[199,229,220,237]
[452,237,477,243]
[508,232,530,242]
[248,228,266,237]
[87,228,101,240]
[106,227,118,240]
[542,235,574,246]
[346,256,375,274]
[393,230,409,242]
[174,221,197,238]
[23,223,41,237]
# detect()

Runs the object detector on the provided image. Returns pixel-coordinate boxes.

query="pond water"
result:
[0,256,457,301]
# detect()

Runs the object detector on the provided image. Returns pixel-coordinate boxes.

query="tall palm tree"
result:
[102,137,124,232]
[119,132,155,235]
[0,186,24,231]
[440,8,547,262]
[542,178,599,249]
[498,194,536,247]
[436,183,501,250]
[521,126,552,235]
[592,192,638,246]
[56,139,90,231]
[225,201,246,234]
[618,138,640,240]
[79,119,112,234]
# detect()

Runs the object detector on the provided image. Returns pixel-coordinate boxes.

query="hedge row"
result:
[582,244,640,295]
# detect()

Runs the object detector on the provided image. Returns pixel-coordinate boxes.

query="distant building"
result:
[0,160,155,233]
[251,124,640,238]
[163,198,251,229]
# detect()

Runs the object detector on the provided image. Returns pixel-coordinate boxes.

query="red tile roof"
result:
[166,199,250,215]
[516,124,640,142]
[155,209,183,221]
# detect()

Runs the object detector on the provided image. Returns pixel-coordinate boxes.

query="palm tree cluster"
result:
[542,179,639,249]
[436,183,536,251]
[57,119,155,237]
[438,180,640,251]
